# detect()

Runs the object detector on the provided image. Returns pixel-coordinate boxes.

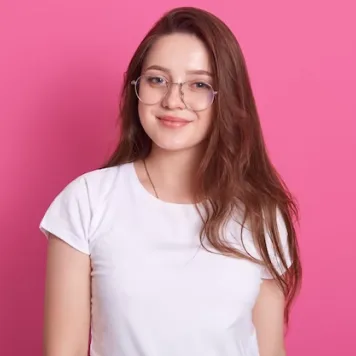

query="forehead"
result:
[143,33,212,73]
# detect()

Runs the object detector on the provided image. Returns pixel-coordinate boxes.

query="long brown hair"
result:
[103,6,302,325]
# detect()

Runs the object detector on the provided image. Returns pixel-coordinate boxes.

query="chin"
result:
[142,123,209,153]
[151,135,207,154]
[153,140,193,152]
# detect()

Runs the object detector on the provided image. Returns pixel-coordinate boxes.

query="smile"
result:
[157,116,192,128]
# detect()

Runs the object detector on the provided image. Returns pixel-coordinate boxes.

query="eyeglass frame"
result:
[130,75,218,112]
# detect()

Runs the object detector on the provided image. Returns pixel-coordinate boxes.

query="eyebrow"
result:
[144,65,213,77]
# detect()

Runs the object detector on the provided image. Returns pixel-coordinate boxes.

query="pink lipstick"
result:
[158,116,191,128]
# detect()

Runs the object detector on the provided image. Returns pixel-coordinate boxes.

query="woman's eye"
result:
[191,82,210,90]
[147,76,166,85]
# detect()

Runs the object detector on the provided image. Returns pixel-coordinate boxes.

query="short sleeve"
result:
[261,209,292,279]
[39,175,91,255]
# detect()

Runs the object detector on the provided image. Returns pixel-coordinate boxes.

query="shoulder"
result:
[64,163,130,204]
[81,165,121,186]
[42,162,132,225]
[39,163,132,254]
[80,165,121,197]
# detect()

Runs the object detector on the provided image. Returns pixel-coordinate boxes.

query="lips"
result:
[157,116,192,128]
[158,116,190,123]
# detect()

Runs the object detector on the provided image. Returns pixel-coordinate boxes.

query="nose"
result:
[161,83,186,110]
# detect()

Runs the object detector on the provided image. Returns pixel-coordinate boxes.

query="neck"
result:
[142,144,205,203]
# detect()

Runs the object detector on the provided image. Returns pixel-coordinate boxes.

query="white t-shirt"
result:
[40,162,291,356]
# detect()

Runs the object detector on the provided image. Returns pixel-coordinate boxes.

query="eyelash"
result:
[147,76,166,84]
[146,76,211,88]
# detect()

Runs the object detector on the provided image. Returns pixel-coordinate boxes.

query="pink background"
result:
[1,0,355,354]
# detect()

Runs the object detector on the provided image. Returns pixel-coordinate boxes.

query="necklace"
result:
[143,159,159,198]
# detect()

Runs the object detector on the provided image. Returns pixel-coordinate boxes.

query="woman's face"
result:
[137,33,215,152]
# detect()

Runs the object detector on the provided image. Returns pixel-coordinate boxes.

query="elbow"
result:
[43,349,88,356]
[278,348,287,356]
[43,341,89,356]
[259,346,287,356]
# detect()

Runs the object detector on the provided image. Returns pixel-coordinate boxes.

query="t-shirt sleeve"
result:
[39,175,91,255]
[261,209,292,279]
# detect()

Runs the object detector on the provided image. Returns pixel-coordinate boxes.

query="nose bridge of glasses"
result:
[166,81,185,99]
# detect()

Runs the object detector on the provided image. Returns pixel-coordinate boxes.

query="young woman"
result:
[41,6,302,356]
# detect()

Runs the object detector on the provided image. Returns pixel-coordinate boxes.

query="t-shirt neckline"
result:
[128,161,197,209]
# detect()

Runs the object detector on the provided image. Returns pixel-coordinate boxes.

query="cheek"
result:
[197,108,213,133]
[137,102,155,129]
[138,102,148,123]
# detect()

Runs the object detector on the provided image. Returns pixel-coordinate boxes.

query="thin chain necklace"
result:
[143,159,159,198]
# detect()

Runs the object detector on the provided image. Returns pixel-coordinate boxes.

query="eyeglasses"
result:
[131,75,218,112]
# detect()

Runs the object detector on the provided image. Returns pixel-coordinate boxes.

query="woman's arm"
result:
[253,279,286,356]
[43,234,91,356]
